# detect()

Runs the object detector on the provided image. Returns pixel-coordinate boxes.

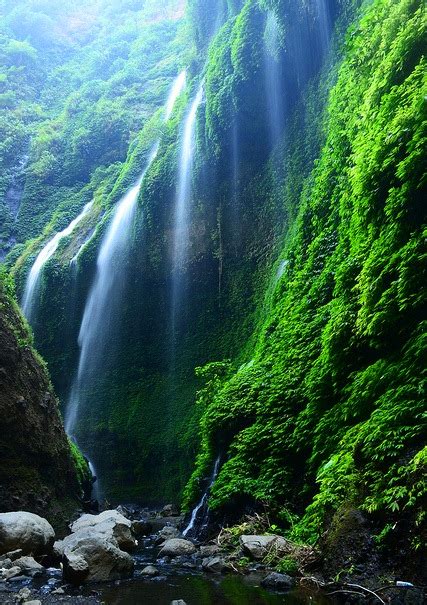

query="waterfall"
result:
[21,201,93,323]
[183,456,221,538]
[165,70,186,121]
[65,71,187,494]
[171,83,204,318]
[263,11,284,148]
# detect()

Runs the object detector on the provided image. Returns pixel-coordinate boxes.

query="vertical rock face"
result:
[0,284,81,530]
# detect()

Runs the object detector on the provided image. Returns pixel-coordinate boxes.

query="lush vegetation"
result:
[185,0,426,560]
[0,0,425,575]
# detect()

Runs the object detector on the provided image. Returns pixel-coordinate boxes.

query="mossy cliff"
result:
[0,269,89,531]
[3,0,425,573]
[185,0,426,576]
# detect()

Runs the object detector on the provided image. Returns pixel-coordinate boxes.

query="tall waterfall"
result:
[171,83,204,319]
[65,72,187,490]
[21,201,93,323]
[264,11,284,148]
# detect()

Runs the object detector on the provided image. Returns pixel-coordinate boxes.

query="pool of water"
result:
[96,573,330,605]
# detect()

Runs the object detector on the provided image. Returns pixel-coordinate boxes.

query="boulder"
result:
[70,510,136,552]
[63,534,134,583]
[3,565,21,580]
[199,544,221,557]
[14,555,44,576]
[161,504,180,517]
[0,512,55,556]
[131,519,152,536]
[201,556,229,573]
[261,572,295,590]
[155,526,181,544]
[150,516,183,532]
[239,535,289,560]
[141,565,159,576]
[158,538,196,558]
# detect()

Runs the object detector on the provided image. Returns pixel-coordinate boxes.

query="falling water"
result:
[263,11,284,148]
[171,83,204,318]
[165,70,186,121]
[183,456,221,538]
[21,201,93,323]
[65,72,187,489]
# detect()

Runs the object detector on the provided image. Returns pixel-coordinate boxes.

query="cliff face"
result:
[0,275,83,530]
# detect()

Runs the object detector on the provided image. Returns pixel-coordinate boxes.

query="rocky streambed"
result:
[0,507,424,605]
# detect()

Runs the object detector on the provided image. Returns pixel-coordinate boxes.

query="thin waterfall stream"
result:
[171,82,204,332]
[183,455,221,538]
[21,201,93,323]
[65,71,187,497]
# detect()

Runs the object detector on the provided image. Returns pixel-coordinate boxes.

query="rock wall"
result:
[0,275,83,531]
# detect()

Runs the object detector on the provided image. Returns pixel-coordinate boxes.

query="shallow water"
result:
[97,573,329,605]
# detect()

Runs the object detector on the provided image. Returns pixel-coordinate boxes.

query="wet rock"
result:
[3,565,21,580]
[261,572,294,590]
[201,556,229,573]
[70,510,136,552]
[5,549,23,561]
[239,535,289,560]
[150,516,183,532]
[63,534,134,583]
[161,504,180,517]
[16,587,31,601]
[0,557,13,569]
[158,538,196,557]
[14,555,44,576]
[0,512,55,556]
[51,587,66,594]
[199,544,221,557]
[53,540,64,558]
[131,519,152,536]
[115,505,131,519]
[155,526,181,544]
[141,565,159,576]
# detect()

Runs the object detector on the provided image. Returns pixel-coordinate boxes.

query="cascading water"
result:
[183,456,221,539]
[65,71,187,496]
[21,201,93,323]
[263,11,284,149]
[171,82,204,324]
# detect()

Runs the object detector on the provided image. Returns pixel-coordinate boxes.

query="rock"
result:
[199,544,221,557]
[115,505,131,519]
[239,535,289,560]
[16,587,31,601]
[5,549,23,561]
[0,512,55,556]
[14,556,44,576]
[150,516,184,532]
[3,565,21,580]
[141,565,159,576]
[23,601,41,605]
[70,510,136,552]
[201,556,229,573]
[51,587,65,594]
[53,540,64,558]
[261,572,294,590]
[155,526,181,544]
[171,601,187,605]
[161,504,179,517]
[158,538,196,558]
[63,534,134,583]
[131,519,152,536]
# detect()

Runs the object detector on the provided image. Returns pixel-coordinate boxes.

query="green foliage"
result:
[186,0,427,553]
[68,438,91,490]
